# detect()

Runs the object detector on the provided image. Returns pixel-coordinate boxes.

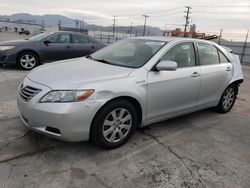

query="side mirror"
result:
[44,40,51,46]
[156,60,177,71]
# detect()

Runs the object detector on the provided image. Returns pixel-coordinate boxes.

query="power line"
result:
[116,7,183,17]
[192,5,249,7]
[192,11,250,14]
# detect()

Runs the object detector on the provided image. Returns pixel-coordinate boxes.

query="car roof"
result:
[43,31,87,35]
[132,36,216,45]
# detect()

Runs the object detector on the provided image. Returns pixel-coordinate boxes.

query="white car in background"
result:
[17,37,244,149]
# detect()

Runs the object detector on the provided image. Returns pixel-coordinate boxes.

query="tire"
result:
[90,99,137,149]
[215,85,238,113]
[17,51,39,70]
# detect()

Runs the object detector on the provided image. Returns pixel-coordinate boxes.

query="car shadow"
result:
[25,108,219,152]
[0,64,23,71]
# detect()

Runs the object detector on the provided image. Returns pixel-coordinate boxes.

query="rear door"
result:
[41,33,72,62]
[147,42,201,120]
[196,42,233,108]
[71,34,96,58]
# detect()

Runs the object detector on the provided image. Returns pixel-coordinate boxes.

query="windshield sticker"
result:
[145,41,165,46]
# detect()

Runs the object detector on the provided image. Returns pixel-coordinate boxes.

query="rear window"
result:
[197,43,220,65]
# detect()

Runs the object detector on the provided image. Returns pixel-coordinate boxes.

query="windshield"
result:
[91,39,166,68]
[28,33,52,41]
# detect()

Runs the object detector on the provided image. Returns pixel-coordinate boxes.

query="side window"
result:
[161,42,196,68]
[48,34,70,43]
[197,43,220,65]
[72,35,89,43]
[219,51,230,63]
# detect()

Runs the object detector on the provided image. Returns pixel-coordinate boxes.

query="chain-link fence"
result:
[217,41,250,65]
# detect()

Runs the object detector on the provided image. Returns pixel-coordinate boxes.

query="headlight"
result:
[40,90,95,103]
[0,46,16,51]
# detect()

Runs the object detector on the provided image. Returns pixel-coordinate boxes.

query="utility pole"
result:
[112,16,116,37]
[58,20,61,31]
[163,24,167,36]
[218,29,223,44]
[41,20,45,31]
[75,19,79,29]
[184,6,192,36]
[130,22,133,37]
[82,17,84,30]
[241,29,249,63]
[142,15,149,36]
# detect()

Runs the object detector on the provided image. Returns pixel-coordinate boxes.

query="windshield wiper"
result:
[85,55,92,59]
[92,58,113,65]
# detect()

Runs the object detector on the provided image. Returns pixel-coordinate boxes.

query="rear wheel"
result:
[90,100,137,149]
[215,85,237,113]
[17,51,39,70]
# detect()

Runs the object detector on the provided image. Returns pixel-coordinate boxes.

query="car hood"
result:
[0,39,35,45]
[27,57,134,89]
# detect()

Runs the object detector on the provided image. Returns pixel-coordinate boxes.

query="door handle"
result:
[66,45,71,49]
[191,72,200,78]
[91,46,95,49]
[226,67,232,72]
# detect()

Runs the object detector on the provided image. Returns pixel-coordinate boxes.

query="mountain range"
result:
[1,13,163,35]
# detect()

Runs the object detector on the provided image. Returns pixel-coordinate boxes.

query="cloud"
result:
[0,0,249,32]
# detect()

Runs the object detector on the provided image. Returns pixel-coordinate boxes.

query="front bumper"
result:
[0,51,16,65]
[17,77,102,142]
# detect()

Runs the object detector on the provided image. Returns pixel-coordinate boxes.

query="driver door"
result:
[147,42,201,121]
[41,33,72,62]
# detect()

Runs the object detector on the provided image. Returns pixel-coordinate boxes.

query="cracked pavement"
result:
[0,62,250,187]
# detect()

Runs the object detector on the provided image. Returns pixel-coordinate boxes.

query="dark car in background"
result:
[0,32,104,70]
[19,30,30,35]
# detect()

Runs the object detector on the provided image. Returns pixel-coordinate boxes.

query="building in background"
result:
[0,20,42,35]
[164,25,206,39]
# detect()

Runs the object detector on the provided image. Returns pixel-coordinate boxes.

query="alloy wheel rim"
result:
[20,54,36,69]
[222,87,235,110]
[102,108,132,143]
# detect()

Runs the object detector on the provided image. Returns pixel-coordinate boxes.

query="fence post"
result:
[241,29,249,64]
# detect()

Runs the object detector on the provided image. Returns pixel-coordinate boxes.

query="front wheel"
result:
[17,51,39,70]
[215,85,237,113]
[90,100,137,149]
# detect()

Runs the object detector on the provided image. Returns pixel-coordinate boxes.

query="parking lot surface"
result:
[0,36,250,187]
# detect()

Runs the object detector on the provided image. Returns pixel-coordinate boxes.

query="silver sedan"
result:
[17,37,244,149]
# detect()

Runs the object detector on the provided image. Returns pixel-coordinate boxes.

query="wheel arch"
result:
[16,49,41,65]
[228,79,243,94]
[89,96,143,140]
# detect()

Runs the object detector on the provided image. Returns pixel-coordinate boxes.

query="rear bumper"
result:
[17,77,103,142]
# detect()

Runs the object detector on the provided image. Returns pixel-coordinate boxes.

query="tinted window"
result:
[219,51,230,63]
[197,43,220,65]
[161,42,196,68]
[73,35,89,43]
[48,34,70,43]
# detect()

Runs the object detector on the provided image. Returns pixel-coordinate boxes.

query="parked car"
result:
[0,32,104,70]
[17,37,243,149]
[19,30,30,35]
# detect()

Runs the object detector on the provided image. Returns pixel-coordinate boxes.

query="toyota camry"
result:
[17,37,244,149]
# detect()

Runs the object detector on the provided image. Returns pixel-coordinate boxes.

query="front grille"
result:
[19,85,41,101]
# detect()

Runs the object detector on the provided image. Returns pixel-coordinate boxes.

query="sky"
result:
[1,0,250,39]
